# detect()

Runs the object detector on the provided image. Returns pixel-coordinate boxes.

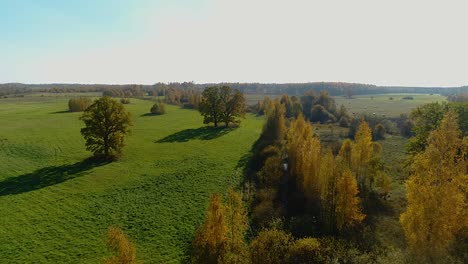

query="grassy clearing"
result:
[0,96,263,263]
[335,93,446,118]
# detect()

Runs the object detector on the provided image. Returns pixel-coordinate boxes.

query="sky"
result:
[1,0,467,86]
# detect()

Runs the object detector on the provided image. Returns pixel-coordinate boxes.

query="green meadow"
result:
[0,96,263,263]
[334,93,446,117]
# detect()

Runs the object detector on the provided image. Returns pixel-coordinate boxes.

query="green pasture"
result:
[334,93,446,118]
[0,96,263,263]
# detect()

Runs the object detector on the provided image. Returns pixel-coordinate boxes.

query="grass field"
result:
[0,96,263,263]
[334,93,446,118]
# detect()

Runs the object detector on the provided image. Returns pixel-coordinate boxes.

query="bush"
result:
[250,229,293,264]
[338,116,350,127]
[288,238,327,264]
[150,102,166,115]
[402,96,414,100]
[120,98,130,104]
[68,97,92,112]
[374,123,386,140]
[310,105,336,124]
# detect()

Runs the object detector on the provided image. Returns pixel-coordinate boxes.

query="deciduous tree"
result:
[351,120,374,191]
[192,194,228,264]
[199,86,246,127]
[223,190,249,264]
[335,169,365,231]
[287,114,321,208]
[199,87,223,127]
[80,96,132,159]
[250,229,293,264]
[400,111,467,262]
[219,86,246,127]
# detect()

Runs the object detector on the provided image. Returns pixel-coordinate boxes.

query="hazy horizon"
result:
[2,0,467,87]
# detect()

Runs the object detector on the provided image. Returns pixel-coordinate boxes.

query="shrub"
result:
[374,123,386,140]
[310,105,336,124]
[68,97,92,112]
[338,116,350,127]
[120,98,130,104]
[150,102,166,115]
[103,227,137,264]
[250,229,293,264]
[402,96,414,100]
[288,238,327,264]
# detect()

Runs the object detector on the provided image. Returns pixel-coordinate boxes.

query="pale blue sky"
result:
[1,0,467,86]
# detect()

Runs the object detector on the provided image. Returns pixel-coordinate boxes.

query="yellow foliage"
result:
[335,169,365,231]
[224,190,249,264]
[287,114,321,204]
[318,151,339,230]
[351,120,375,191]
[192,194,228,264]
[337,139,352,168]
[103,227,136,264]
[250,229,293,264]
[288,238,325,264]
[400,111,468,261]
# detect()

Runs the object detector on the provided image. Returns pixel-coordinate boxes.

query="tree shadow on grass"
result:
[0,157,110,196]
[141,113,163,117]
[49,110,71,114]
[155,126,236,143]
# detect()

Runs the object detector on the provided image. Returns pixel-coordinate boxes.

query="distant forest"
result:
[1,82,467,97]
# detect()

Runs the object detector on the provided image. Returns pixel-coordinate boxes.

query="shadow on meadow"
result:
[140,113,163,117]
[49,110,71,114]
[0,157,109,196]
[156,126,235,143]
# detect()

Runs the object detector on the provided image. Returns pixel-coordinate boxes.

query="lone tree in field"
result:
[219,86,246,127]
[80,96,132,159]
[199,86,245,127]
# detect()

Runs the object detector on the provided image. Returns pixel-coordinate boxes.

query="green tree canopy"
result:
[80,96,132,159]
[199,86,246,127]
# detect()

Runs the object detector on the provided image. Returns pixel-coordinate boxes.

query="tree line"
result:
[191,97,467,263]
[3,82,468,97]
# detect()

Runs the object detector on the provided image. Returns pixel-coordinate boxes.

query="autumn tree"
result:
[223,190,249,264]
[192,194,228,264]
[80,96,132,159]
[259,96,273,116]
[286,114,321,210]
[351,120,375,191]
[250,229,293,264]
[335,169,365,231]
[253,145,285,227]
[103,227,136,264]
[318,151,339,232]
[288,238,326,264]
[68,97,92,112]
[337,139,352,169]
[290,96,303,118]
[400,111,467,262]
[219,86,246,127]
[258,101,287,149]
